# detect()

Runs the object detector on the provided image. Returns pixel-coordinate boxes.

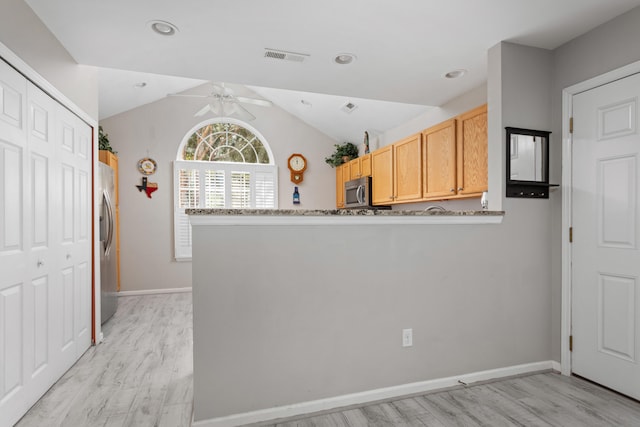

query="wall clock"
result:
[287,153,307,184]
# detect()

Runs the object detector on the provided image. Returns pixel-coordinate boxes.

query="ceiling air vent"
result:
[264,48,309,63]
[341,102,358,114]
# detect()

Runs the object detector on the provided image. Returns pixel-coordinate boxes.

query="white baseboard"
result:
[193,360,556,427]
[117,287,192,296]
[551,360,561,372]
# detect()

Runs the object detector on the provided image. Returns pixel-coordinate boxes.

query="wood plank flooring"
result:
[262,373,640,427]
[15,293,193,427]
[14,292,640,427]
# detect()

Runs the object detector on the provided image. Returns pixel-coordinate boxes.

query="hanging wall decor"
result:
[136,177,158,199]
[137,157,157,175]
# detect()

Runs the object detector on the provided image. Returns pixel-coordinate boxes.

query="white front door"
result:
[572,72,640,399]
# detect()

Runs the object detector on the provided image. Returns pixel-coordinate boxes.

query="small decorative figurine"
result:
[363,131,370,154]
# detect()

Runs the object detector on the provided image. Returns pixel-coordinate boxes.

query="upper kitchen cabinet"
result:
[371,145,394,205]
[335,164,345,208]
[371,133,422,205]
[393,133,423,203]
[348,153,372,180]
[456,104,488,196]
[423,119,457,199]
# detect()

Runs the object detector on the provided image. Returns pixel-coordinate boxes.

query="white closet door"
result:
[55,107,91,370]
[0,59,31,427]
[24,80,59,408]
[72,113,92,358]
[0,60,93,427]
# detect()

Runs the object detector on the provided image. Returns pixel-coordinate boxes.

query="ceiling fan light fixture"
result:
[334,53,357,65]
[149,20,178,36]
[444,69,467,79]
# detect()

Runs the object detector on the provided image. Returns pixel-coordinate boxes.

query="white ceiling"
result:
[24,0,640,141]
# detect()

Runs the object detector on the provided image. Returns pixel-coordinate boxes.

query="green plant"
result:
[324,142,359,167]
[98,125,116,154]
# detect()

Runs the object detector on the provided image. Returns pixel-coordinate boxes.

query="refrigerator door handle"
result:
[103,190,114,256]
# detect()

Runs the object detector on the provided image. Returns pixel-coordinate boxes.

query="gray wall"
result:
[0,0,98,120]
[548,5,640,361]
[192,219,552,420]
[192,30,564,425]
[100,86,339,292]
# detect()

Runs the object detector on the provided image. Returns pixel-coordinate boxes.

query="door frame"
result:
[0,41,103,342]
[561,60,640,376]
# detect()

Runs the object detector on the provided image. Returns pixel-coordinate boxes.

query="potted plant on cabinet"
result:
[324,142,359,167]
[98,125,117,154]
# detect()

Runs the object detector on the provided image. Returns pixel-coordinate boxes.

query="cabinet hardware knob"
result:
[450,188,455,192]
[458,187,463,191]
[66,254,71,260]
[37,260,44,267]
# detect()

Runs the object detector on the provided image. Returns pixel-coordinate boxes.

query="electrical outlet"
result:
[402,328,413,347]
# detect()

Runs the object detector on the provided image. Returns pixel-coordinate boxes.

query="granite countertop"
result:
[186,208,504,216]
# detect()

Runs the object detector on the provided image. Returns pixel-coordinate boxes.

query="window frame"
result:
[173,118,278,261]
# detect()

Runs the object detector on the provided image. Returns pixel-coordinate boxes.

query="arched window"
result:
[173,119,278,260]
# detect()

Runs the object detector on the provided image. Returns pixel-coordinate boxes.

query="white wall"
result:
[0,0,98,120]
[100,84,338,292]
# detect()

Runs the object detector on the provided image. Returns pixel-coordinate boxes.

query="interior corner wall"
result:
[99,87,338,292]
[0,0,99,120]
[548,4,640,362]
[486,40,555,357]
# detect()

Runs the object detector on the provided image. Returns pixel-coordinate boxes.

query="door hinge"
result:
[569,335,573,352]
[569,227,573,243]
[569,117,574,134]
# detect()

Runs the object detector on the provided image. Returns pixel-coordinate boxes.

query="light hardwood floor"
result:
[15,293,640,427]
[15,293,193,427]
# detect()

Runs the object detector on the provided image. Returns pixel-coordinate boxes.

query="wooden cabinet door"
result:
[393,133,422,202]
[361,154,372,177]
[349,158,361,180]
[335,165,344,208]
[371,146,394,205]
[457,104,487,195]
[342,161,351,186]
[423,119,457,199]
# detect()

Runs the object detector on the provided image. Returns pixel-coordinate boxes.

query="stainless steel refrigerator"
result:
[99,163,118,323]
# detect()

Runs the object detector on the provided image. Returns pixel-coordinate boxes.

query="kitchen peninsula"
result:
[187,208,535,427]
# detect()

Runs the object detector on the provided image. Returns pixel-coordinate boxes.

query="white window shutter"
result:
[255,171,276,208]
[173,161,277,260]
[231,172,251,208]
[205,170,225,208]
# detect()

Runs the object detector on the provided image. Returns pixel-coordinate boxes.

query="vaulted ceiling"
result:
[24,0,640,141]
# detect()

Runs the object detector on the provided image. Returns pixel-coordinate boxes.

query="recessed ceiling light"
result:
[334,53,357,65]
[134,82,147,88]
[444,69,467,79]
[149,20,178,36]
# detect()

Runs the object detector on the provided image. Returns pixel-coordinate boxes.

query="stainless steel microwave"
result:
[344,177,389,209]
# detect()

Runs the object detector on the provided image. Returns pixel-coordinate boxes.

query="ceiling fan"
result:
[169,83,273,121]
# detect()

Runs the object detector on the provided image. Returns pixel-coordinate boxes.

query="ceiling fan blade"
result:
[168,93,210,99]
[228,102,256,121]
[194,104,213,117]
[212,83,232,96]
[236,96,273,107]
